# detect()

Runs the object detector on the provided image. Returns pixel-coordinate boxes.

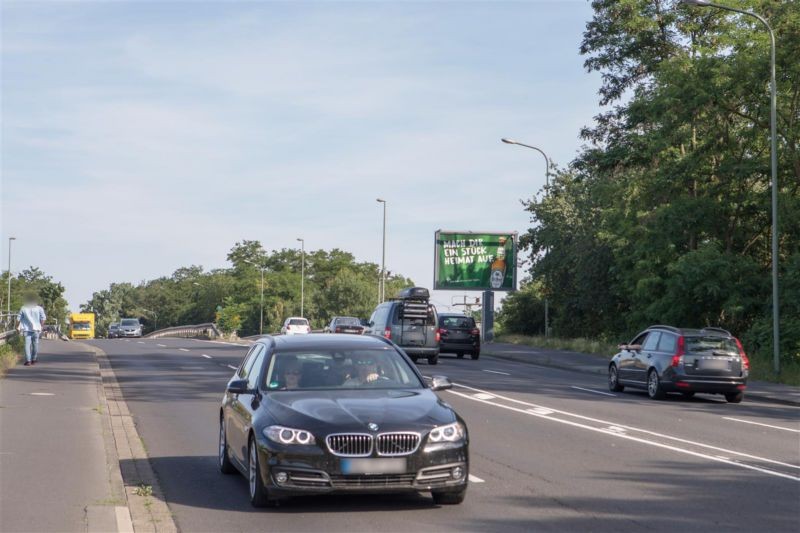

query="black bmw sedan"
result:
[219,334,469,507]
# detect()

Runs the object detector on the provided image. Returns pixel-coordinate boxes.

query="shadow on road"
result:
[120,455,438,515]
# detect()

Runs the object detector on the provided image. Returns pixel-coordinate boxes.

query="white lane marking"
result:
[448,389,800,482]
[201,354,212,359]
[451,381,800,471]
[29,392,55,396]
[571,385,616,397]
[606,426,627,433]
[227,365,238,370]
[468,474,485,483]
[157,344,167,348]
[482,369,511,376]
[473,393,496,400]
[115,506,134,533]
[528,407,554,416]
[137,341,144,344]
[178,348,190,352]
[723,417,800,434]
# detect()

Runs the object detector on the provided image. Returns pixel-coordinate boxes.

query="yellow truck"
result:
[69,312,95,340]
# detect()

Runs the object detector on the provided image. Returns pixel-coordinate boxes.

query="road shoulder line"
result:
[84,342,178,533]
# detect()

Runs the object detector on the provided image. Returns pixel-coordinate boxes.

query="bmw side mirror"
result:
[430,375,452,391]
[227,379,249,394]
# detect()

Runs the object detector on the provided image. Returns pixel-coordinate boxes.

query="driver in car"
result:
[343,355,385,386]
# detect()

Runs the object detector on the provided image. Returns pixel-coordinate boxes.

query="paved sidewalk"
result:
[483,342,800,407]
[0,340,132,533]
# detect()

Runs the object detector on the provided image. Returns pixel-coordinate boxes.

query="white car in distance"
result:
[281,317,311,335]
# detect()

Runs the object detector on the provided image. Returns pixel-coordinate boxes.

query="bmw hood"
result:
[264,389,455,432]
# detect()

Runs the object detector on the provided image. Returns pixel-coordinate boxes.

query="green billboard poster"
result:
[434,230,517,291]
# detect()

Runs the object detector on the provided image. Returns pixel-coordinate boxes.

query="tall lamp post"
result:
[142,309,158,331]
[376,198,387,303]
[6,237,16,327]
[682,0,780,374]
[501,138,552,337]
[296,238,305,317]
[244,260,265,335]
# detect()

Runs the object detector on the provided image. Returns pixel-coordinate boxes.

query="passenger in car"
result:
[282,360,303,390]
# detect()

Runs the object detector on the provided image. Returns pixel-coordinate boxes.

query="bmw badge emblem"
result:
[368,423,379,431]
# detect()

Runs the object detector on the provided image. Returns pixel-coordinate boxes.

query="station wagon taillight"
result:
[671,336,686,367]
[734,338,750,370]
[383,327,392,340]
[470,328,480,336]
[435,329,441,343]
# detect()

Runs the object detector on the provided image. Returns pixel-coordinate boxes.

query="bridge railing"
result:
[0,330,17,345]
[144,323,222,340]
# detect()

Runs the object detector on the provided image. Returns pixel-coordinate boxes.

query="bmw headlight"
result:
[427,422,465,443]
[263,425,315,446]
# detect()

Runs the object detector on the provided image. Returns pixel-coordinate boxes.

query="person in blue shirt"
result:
[17,292,46,366]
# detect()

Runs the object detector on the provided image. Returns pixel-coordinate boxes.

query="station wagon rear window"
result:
[685,336,739,355]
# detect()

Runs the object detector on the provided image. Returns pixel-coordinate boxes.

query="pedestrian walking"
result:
[17,292,46,366]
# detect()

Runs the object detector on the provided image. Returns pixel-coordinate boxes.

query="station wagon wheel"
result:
[647,369,665,400]
[218,417,236,474]
[248,436,271,507]
[608,365,624,392]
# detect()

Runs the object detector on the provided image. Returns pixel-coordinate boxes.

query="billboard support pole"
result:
[481,290,494,343]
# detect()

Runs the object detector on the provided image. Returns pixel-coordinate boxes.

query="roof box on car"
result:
[398,287,430,300]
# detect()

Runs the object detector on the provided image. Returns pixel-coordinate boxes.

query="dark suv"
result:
[609,326,749,403]
[438,314,480,360]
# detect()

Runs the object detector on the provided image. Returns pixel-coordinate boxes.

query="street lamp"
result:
[502,138,552,337]
[6,237,16,327]
[142,309,158,331]
[296,238,305,318]
[376,198,387,303]
[682,0,780,374]
[243,260,265,335]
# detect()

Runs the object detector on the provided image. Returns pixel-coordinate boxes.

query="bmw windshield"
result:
[264,348,424,391]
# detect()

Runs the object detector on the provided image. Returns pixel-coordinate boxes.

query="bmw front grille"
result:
[376,433,420,456]
[326,433,421,457]
[326,434,373,457]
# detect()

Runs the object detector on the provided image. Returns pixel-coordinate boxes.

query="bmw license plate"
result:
[340,458,406,475]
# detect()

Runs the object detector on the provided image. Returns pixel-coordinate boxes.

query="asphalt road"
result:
[92,338,800,532]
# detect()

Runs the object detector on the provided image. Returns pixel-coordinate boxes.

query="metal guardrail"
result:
[0,330,17,345]
[144,323,222,340]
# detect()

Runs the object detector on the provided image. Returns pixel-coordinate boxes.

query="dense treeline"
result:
[0,268,69,327]
[499,0,800,366]
[82,240,413,337]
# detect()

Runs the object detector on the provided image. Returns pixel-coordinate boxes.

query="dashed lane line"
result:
[201,354,212,359]
[450,381,800,473]
[723,417,800,434]
[178,348,190,352]
[468,474,485,483]
[482,369,511,376]
[227,365,238,370]
[570,385,616,397]
[448,388,800,482]
[157,344,167,348]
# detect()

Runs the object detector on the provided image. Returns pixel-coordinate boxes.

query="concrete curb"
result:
[482,346,800,408]
[82,343,178,533]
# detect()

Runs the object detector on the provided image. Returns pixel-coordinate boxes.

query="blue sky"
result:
[1,0,601,312]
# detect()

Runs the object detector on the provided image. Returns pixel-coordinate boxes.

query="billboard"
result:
[434,230,517,291]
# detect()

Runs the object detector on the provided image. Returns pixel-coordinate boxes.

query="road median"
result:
[83,342,178,533]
